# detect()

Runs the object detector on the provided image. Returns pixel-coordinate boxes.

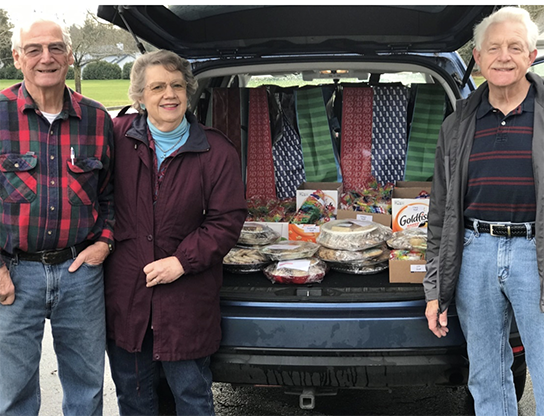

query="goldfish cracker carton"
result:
[391,181,431,232]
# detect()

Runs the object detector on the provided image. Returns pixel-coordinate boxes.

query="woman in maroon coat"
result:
[104,50,247,416]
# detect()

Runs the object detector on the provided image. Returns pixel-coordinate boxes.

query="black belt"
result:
[2,241,93,265]
[464,220,535,238]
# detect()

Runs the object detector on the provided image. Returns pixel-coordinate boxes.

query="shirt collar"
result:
[476,79,535,119]
[17,81,82,120]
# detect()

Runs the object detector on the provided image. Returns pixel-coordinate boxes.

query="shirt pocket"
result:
[67,157,103,205]
[0,153,38,203]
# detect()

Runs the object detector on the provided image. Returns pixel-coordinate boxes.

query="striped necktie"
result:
[246,87,277,199]
[296,88,338,183]
[404,84,445,181]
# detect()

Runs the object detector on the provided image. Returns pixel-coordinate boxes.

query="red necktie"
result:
[246,87,277,199]
[341,87,374,191]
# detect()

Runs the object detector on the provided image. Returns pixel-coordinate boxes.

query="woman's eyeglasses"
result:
[145,81,187,94]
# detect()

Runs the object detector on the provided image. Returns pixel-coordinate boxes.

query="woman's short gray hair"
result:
[128,50,198,114]
[11,18,72,52]
[473,7,539,52]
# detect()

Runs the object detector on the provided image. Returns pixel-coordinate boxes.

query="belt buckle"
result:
[490,224,510,237]
[41,251,58,264]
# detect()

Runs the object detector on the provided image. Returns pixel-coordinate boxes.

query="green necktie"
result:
[404,84,445,181]
[296,88,338,182]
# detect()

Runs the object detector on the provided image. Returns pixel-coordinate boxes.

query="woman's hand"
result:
[144,256,185,287]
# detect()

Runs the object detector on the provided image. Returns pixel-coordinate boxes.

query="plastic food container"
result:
[263,258,328,284]
[259,241,320,261]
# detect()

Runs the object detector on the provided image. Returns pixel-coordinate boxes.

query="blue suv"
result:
[98,5,526,409]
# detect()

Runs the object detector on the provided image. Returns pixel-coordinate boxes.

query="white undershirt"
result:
[41,111,60,124]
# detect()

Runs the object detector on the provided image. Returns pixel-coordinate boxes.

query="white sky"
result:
[3,2,103,26]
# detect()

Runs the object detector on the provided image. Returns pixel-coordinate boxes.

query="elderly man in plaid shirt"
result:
[0,17,114,416]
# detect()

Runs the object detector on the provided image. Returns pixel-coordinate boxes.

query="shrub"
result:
[66,66,75,80]
[0,64,24,80]
[83,61,122,80]
[122,61,133,80]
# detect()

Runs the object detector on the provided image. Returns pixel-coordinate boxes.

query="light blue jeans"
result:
[0,257,106,416]
[457,228,544,416]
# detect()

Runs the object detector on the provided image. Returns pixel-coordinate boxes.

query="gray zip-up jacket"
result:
[423,72,544,314]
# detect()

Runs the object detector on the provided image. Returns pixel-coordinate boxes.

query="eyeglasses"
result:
[21,42,68,58]
[145,81,187,94]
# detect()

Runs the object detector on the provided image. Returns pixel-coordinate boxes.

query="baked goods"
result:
[237,222,281,246]
[316,244,385,263]
[223,247,271,273]
[316,220,393,251]
[329,260,389,275]
[259,241,320,261]
[387,228,427,250]
[263,258,328,284]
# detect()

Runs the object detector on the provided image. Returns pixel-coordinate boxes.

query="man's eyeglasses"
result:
[145,81,187,94]
[21,42,68,58]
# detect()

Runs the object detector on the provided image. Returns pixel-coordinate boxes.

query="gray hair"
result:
[473,7,539,52]
[11,18,72,52]
[128,49,198,114]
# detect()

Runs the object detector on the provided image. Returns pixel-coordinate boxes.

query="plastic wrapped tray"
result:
[329,260,389,275]
[316,243,386,263]
[237,222,281,246]
[223,247,271,273]
[387,227,427,250]
[316,219,393,251]
[263,258,327,284]
[259,241,320,261]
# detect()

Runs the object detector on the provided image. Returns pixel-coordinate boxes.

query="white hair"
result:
[473,7,539,52]
[11,18,72,52]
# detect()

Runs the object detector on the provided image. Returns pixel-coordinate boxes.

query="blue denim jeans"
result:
[107,327,215,416]
[0,258,106,416]
[456,228,544,416]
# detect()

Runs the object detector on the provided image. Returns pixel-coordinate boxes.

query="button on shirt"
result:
[464,85,536,223]
[0,82,115,257]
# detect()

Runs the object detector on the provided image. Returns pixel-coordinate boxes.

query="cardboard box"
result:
[288,223,320,242]
[336,209,392,227]
[296,182,343,214]
[391,181,432,232]
[389,259,426,284]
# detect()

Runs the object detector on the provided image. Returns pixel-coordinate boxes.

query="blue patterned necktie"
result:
[371,85,409,185]
[272,114,306,198]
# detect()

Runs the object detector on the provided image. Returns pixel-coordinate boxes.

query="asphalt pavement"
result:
[38,321,536,416]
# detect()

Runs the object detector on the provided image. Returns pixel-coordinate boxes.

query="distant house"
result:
[102,54,140,69]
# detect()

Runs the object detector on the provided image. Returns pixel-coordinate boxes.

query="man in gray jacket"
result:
[424,6,544,415]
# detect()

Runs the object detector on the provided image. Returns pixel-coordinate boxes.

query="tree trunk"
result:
[74,65,82,94]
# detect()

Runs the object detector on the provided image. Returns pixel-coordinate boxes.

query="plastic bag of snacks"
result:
[387,227,427,251]
[223,247,271,274]
[291,190,335,225]
[263,258,328,284]
[237,222,281,246]
[317,220,393,251]
[259,241,320,261]
[389,250,426,261]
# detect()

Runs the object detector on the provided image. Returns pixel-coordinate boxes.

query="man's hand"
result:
[144,256,184,287]
[425,299,449,338]
[0,265,15,305]
[69,241,111,273]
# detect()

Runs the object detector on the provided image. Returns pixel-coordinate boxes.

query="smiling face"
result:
[12,21,74,96]
[474,19,537,91]
[140,65,188,132]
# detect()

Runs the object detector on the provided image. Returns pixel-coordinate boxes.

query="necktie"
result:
[296,88,338,183]
[212,88,242,161]
[371,85,409,186]
[404,84,445,181]
[246,87,277,199]
[340,87,374,191]
[273,114,306,199]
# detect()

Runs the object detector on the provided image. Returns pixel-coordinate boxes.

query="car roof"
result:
[97,5,498,59]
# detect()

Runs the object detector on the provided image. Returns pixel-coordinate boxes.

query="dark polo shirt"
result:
[464,83,536,223]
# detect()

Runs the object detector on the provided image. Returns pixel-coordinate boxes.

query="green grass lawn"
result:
[0,79,131,108]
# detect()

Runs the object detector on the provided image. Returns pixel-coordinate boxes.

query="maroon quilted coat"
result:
[104,110,247,361]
